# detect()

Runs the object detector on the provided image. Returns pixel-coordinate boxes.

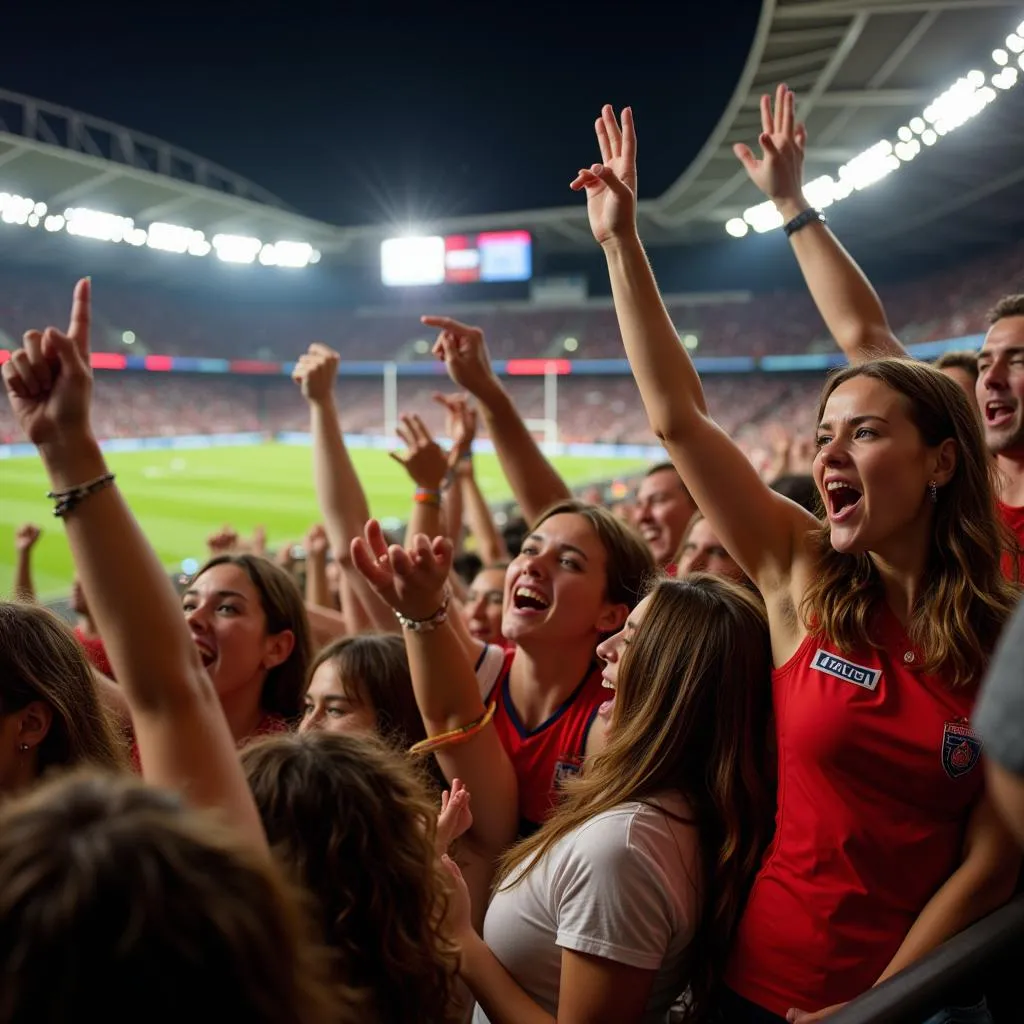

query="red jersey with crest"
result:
[725,606,983,1016]
[483,647,605,836]
[998,501,1024,581]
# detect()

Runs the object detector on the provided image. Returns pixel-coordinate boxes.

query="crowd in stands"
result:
[1,240,1020,365]
[3,84,1024,1024]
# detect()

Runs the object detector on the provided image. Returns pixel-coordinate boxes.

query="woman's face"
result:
[299,660,378,736]
[462,568,506,645]
[594,593,653,721]
[813,376,950,556]
[502,513,627,647]
[182,564,293,701]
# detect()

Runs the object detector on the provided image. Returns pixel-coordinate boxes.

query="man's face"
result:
[632,469,695,566]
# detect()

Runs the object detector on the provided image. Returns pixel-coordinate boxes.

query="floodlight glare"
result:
[897,126,913,142]
[724,217,749,238]
[993,48,1009,65]
[1006,34,1024,53]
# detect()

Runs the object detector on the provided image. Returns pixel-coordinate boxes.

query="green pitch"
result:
[0,443,647,600]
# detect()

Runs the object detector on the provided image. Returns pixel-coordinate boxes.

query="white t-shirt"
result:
[473,795,700,1024]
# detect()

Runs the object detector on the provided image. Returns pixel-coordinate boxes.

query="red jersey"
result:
[998,501,1024,581]
[74,626,113,679]
[485,648,605,836]
[726,607,983,1016]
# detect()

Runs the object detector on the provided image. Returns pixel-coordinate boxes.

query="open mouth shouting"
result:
[984,399,1017,430]
[824,478,863,524]
[192,636,217,668]
[510,583,552,616]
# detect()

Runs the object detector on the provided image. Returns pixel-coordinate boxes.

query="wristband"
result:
[783,207,825,238]
[395,587,451,633]
[414,487,442,506]
[47,473,116,518]
[409,701,497,756]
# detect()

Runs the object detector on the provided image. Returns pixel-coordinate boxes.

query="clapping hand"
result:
[570,105,638,247]
[351,519,453,622]
[733,84,807,210]
[292,343,340,405]
[389,414,449,491]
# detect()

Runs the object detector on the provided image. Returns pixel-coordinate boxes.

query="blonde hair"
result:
[802,359,1020,685]
[497,575,774,1021]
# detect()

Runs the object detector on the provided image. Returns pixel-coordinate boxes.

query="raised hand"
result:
[351,519,452,621]
[420,317,501,401]
[292,342,339,405]
[2,278,94,448]
[207,525,240,557]
[305,523,329,559]
[733,83,807,207]
[389,414,449,491]
[436,778,473,854]
[570,105,638,247]
[15,523,42,553]
[249,524,267,557]
[434,392,477,463]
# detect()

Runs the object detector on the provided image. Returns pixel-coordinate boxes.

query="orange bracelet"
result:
[408,701,497,757]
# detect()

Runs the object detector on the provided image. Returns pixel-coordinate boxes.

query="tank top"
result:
[486,648,605,836]
[725,606,983,1016]
[998,501,1024,580]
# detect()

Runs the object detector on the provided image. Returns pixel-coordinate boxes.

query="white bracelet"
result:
[395,588,451,633]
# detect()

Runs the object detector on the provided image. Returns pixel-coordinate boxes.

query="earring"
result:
[928,480,938,504]
[18,743,28,753]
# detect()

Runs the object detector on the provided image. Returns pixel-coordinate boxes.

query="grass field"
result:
[0,442,646,599]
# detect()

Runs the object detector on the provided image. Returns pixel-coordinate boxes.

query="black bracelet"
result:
[47,473,116,518]
[783,207,826,238]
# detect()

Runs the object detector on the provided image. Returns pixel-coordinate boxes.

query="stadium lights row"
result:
[725,19,1024,237]
[0,192,321,268]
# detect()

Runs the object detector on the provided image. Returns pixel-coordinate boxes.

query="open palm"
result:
[571,105,638,246]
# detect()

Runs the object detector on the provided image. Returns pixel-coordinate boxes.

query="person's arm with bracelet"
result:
[13,524,41,602]
[1,279,267,853]
[292,343,397,634]
[422,316,572,526]
[733,84,906,364]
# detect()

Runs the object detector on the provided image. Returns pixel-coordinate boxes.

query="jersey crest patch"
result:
[552,757,583,789]
[941,721,982,780]
[811,649,882,691]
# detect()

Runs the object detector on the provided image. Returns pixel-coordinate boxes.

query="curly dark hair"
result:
[241,731,460,1023]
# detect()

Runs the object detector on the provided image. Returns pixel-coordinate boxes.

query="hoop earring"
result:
[928,480,938,504]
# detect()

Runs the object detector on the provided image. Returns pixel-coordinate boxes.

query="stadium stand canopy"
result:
[1,0,1023,276]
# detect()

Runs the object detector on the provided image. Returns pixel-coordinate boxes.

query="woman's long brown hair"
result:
[801,359,1020,686]
[496,575,774,1022]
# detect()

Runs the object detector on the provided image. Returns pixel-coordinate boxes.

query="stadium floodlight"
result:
[122,331,136,345]
[259,240,316,268]
[33,202,47,216]
[147,222,204,255]
[65,207,134,243]
[725,16,1024,238]
[212,234,262,264]
[44,214,65,232]
[724,217,749,238]
[381,236,445,286]
[0,193,34,225]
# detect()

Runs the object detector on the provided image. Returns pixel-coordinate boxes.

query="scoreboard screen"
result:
[381,230,532,287]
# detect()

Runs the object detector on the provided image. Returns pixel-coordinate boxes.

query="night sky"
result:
[3,1,763,227]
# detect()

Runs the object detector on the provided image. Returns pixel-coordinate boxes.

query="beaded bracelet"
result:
[395,587,451,633]
[408,701,497,757]
[47,473,116,518]
[414,487,442,507]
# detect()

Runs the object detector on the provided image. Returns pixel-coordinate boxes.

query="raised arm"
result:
[734,85,905,364]
[391,413,450,547]
[12,524,41,602]
[292,343,396,634]
[573,107,818,596]
[421,316,571,525]
[352,520,517,853]
[1,280,265,851]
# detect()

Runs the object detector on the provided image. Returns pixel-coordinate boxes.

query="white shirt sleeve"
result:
[474,643,507,702]
[549,805,698,970]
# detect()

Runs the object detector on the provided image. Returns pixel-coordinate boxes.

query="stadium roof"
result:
[337,0,1024,261]
[2,0,1023,276]
[0,88,352,261]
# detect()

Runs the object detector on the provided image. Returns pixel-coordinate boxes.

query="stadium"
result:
[3,1,1024,1020]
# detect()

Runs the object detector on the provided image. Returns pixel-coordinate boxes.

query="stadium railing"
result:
[827,894,1024,1024]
